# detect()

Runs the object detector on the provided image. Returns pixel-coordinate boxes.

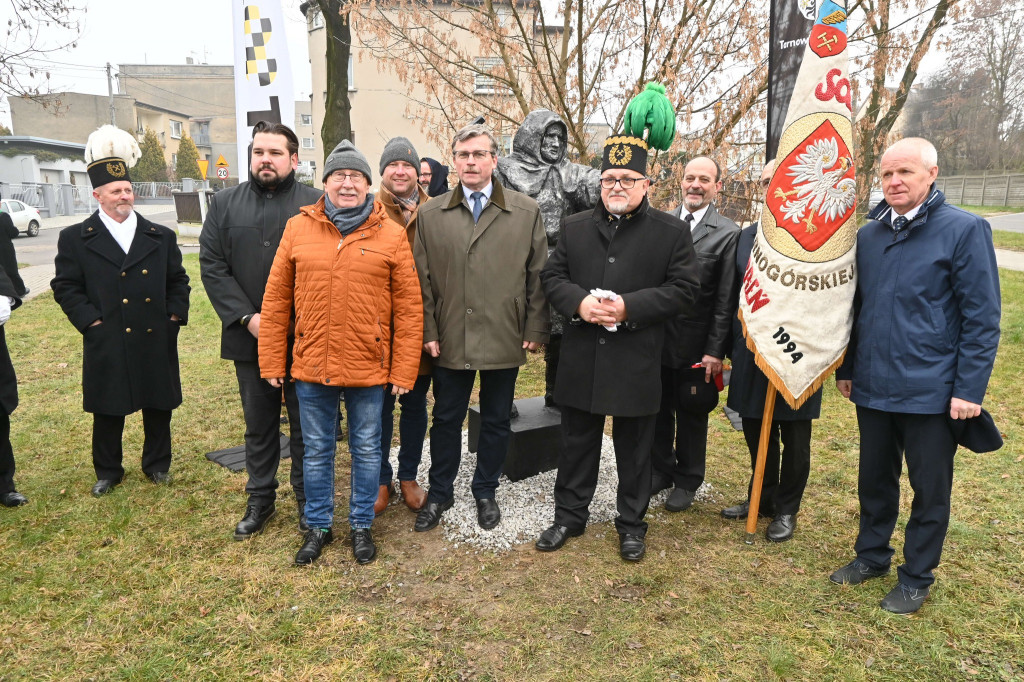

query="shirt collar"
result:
[687,204,711,227]
[97,206,137,233]
[886,203,922,226]
[461,182,493,203]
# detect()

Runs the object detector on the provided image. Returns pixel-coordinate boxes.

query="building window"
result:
[170,120,183,139]
[348,55,355,91]
[172,153,178,166]
[474,57,503,94]
[302,137,315,149]
[311,10,324,29]
[300,114,312,126]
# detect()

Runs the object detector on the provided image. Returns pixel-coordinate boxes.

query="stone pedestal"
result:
[467,397,562,481]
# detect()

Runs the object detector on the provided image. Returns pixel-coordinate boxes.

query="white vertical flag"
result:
[738,0,856,408]
[231,0,296,174]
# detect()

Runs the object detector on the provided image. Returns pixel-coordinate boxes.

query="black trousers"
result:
[741,418,811,516]
[854,406,957,589]
[235,360,304,506]
[652,365,719,491]
[554,405,655,537]
[427,365,518,503]
[92,409,173,481]
[0,412,15,494]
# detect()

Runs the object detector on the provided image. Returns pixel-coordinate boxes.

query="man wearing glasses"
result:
[536,135,700,561]
[412,123,550,533]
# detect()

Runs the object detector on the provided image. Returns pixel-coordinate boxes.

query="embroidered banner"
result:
[739,0,856,408]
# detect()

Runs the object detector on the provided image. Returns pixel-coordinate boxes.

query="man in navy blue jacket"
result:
[832,138,1001,614]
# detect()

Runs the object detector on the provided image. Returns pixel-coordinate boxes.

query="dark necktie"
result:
[893,215,908,232]
[684,213,694,227]
[471,192,484,223]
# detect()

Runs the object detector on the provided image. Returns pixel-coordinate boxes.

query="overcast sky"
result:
[1,0,313,128]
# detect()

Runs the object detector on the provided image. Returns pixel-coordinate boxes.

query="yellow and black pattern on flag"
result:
[244,5,277,86]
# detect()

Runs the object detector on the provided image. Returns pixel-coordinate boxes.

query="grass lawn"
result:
[2,255,1022,680]
[993,230,1024,253]
[955,205,1024,217]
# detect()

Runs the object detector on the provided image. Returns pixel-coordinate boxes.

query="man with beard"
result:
[419,157,450,198]
[200,121,321,539]
[52,125,190,497]
[651,156,740,513]
[536,132,700,561]
[495,111,601,405]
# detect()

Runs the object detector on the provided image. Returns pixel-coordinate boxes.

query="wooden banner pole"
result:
[745,383,778,543]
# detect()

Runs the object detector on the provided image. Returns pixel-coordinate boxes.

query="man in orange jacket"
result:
[260,140,423,566]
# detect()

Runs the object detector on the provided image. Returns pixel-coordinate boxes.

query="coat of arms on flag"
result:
[738,0,856,408]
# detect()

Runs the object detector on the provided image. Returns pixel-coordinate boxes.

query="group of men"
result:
[0,117,1000,613]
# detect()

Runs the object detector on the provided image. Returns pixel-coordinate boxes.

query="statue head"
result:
[540,123,567,164]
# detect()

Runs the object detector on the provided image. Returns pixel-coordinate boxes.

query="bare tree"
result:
[357,0,769,169]
[1,0,84,106]
[307,0,354,157]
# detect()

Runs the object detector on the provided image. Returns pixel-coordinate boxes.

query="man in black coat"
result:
[535,135,700,561]
[0,260,28,507]
[0,197,29,297]
[200,122,321,539]
[52,135,190,497]
[722,160,821,542]
[652,156,740,512]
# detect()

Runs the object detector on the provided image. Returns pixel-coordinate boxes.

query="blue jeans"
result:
[379,374,432,485]
[295,381,385,530]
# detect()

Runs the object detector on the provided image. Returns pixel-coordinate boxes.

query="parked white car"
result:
[0,199,42,237]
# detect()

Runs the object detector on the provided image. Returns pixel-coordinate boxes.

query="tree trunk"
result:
[316,0,353,159]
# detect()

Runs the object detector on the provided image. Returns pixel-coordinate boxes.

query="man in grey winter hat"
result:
[323,139,373,184]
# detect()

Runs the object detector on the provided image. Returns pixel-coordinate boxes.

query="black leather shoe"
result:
[651,471,673,495]
[535,524,584,552]
[766,514,796,542]
[350,528,377,565]
[414,497,454,532]
[1,491,28,507]
[146,471,171,485]
[234,503,277,540]
[476,498,501,530]
[829,558,890,585]
[664,487,695,512]
[880,582,929,614]
[619,533,646,562]
[297,500,309,532]
[91,478,122,497]
[295,528,334,565]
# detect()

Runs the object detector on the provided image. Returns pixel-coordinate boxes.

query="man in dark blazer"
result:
[200,121,320,539]
[535,135,700,561]
[52,134,190,497]
[833,138,1000,614]
[0,260,27,507]
[0,197,29,297]
[652,156,740,512]
[722,160,821,543]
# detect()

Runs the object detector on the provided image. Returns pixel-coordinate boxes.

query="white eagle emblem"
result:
[775,137,856,233]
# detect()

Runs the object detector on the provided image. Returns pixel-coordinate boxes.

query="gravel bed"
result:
[386,431,715,553]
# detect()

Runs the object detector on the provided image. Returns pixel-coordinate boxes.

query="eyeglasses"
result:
[600,176,645,189]
[454,150,494,161]
[420,171,432,177]
[327,171,367,184]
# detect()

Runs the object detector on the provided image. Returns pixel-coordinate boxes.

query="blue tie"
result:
[893,215,908,232]
[471,191,484,223]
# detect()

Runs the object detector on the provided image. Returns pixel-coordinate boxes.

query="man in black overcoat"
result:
[535,135,700,561]
[0,198,29,297]
[652,156,740,512]
[51,127,190,497]
[200,121,320,539]
[0,260,28,507]
[722,160,821,543]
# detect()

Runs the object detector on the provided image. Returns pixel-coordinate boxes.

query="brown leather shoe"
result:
[400,480,427,511]
[373,484,391,516]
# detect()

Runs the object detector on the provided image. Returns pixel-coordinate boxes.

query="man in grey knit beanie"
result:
[379,137,420,176]
[323,139,373,184]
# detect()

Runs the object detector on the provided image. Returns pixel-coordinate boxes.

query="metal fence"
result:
[3,183,44,208]
[132,182,183,199]
[935,173,1024,208]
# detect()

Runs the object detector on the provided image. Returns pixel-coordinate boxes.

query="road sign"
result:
[215,155,229,167]
[216,167,229,180]
[198,159,209,180]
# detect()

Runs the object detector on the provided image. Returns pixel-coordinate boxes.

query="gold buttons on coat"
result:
[126,328,132,333]
[122,299,128,304]
[142,269,148,275]
[145,298,151,303]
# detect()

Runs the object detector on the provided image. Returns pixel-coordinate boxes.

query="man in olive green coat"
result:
[412,123,549,533]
